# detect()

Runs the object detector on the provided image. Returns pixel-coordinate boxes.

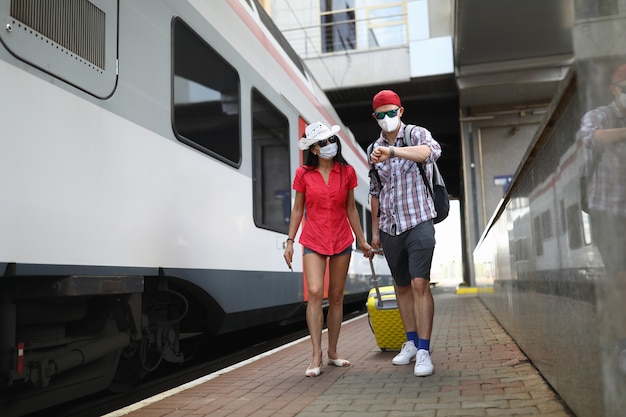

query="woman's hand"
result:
[284,242,294,271]
[358,241,375,259]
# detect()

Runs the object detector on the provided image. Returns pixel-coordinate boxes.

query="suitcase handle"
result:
[369,257,383,308]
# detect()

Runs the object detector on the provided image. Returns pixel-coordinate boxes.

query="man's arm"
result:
[593,127,626,146]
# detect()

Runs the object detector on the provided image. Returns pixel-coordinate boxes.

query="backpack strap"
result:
[403,123,433,193]
[366,141,383,218]
[403,124,416,146]
[367,141,382,190]
[418,163,434,199]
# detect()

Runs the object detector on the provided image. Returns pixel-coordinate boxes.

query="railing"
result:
[279,2,408,60]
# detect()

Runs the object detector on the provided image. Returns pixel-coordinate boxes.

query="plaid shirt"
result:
[578,102,626,216]
[369,123,442,235]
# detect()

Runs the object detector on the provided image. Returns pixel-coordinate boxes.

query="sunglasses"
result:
[374,108,400,120]
[317,135,338,147]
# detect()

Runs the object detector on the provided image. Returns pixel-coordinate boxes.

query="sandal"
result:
[328,357,350,367]
[305,361,322,377]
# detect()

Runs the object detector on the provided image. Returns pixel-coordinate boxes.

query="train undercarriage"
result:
[0,268,193,416]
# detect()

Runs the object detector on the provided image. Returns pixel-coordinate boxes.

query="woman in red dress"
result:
[283,121,373,377]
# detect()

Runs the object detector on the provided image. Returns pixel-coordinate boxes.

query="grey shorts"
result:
[380,221,435,287]
[303,244,352,257]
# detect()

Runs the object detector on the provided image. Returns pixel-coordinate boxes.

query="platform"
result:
[105,286,572,417]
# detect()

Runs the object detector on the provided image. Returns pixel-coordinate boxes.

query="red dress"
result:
[293,163,357,256]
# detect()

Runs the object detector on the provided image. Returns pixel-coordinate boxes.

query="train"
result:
[0,1,390,415]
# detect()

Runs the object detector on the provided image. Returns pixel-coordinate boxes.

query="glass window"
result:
[541,210,553,239]
[252,89,290,233]
[532,215,544,256]
[566,205,583,249]
[173,18,241,166]
[366,3,406,48]
[321,0,356,53]
[559,200,567,233]
[574,0,618,20]
[581,210,592,246]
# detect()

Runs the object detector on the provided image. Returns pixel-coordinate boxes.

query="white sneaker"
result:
[392,341,417,365]
[414,349,434,376]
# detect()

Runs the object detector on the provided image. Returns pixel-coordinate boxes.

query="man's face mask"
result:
[377,115,400,133]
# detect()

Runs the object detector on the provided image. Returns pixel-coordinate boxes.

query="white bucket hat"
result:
[299,121,340,150]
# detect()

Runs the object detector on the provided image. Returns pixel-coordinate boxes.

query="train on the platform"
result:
[0,1,389,414]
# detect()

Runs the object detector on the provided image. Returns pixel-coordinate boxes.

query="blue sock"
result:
[406,331,418,346]
[417,338,430,352]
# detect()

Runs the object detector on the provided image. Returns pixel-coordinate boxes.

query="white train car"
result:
[0,0,385,414]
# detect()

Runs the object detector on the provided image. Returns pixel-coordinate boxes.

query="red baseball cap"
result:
[612,64,626,85]
[372,90,401,110]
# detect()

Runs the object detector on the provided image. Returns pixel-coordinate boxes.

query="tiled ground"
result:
[112,289,572,417]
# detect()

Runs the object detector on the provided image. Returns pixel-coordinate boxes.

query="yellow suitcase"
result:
[366,258,405,351]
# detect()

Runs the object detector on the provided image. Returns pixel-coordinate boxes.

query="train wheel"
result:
[108,342,145,393]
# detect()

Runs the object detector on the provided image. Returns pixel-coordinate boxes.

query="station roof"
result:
[454,0,573,110]
[327,0,574,200]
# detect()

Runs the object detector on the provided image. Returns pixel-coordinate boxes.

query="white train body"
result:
[0,1,387,414]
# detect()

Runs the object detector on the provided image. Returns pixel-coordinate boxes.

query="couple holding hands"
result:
[283,90,441,378]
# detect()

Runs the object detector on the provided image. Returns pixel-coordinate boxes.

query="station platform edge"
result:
[106,286,571,417]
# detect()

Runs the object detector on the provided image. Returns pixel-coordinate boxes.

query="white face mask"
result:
[377,115,400,132]
[318,142,338,160]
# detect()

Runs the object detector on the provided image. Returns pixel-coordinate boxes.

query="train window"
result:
[559,200,567,233]
[532,216,544,256]
[172,18,241,166]
[581,211,592,246]
[0,0,117,98]
[251,89,290,233]
[566,205,584,249]
[576,0,619,20]
[541,210,553,239]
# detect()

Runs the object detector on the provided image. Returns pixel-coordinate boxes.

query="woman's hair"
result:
[303,135,349,168]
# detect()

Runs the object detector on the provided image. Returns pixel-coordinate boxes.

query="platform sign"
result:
[494,175,513,193]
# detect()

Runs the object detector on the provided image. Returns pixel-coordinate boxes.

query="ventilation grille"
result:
[10,0,106,69]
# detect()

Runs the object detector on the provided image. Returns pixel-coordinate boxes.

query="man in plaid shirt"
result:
[368,90,442,377]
